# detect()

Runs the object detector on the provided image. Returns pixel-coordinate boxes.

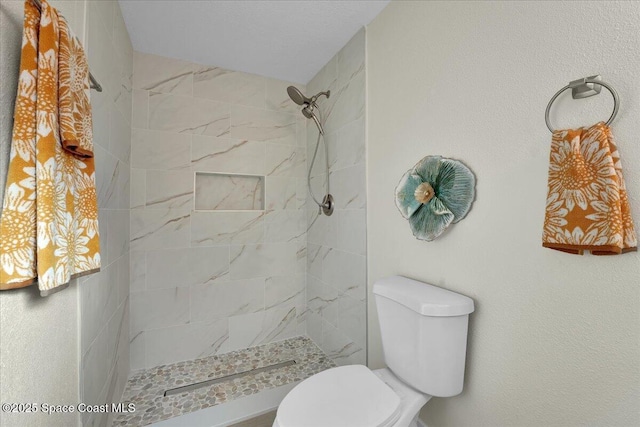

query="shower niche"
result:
[194,172,265,211]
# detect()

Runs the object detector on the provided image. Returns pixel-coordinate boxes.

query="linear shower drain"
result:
[163,359,297,396]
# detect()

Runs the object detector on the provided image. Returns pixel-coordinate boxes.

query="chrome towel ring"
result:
[545,75,619,133]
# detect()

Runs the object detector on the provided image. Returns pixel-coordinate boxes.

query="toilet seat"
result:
[276,365,401,427]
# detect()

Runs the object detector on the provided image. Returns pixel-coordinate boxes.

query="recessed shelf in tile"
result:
[195,172,264,211]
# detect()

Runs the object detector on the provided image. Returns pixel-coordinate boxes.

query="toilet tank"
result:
[373,276,474,397]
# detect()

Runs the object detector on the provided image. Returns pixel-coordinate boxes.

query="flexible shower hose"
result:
[307,108,330,213]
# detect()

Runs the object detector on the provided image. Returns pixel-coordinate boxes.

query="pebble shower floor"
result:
[113,337,335,426]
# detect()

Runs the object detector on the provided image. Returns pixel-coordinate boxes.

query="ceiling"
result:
[118,0,390,84]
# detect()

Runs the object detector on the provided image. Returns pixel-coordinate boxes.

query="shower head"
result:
[287,86,330,135]
[287,86,311,106]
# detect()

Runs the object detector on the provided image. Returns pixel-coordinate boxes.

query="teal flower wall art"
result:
[395,155,476,241]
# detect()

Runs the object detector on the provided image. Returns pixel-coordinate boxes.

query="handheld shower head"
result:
[303,106,325,135]
[287,86,329,135]
[287,86,311,106]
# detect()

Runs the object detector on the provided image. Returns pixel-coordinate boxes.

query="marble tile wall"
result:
[78,1,133,426]
[305,28,367,366]
[130,52,308,370]
[194,173,264,211]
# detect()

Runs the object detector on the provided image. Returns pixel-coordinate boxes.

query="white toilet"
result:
[273,276,475,427]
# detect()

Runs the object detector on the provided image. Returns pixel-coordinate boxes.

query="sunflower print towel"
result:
[543,122,637,255]
[0,0,100,295]
[59,14,94,158]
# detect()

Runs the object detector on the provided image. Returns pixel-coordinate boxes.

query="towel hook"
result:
[545,75,619,133]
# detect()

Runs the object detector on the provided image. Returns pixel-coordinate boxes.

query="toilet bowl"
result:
[273,276,474,427]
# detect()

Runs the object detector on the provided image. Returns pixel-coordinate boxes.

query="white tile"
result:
[110,105,131,164]
[265,276,304,310]
[91,90,110,150]
[307,174,328,210]
[322,249,366,301]
[265,79,303,115]
[323,131,339,174]
[79,272,102,355]
[129,330,145,371]
[130,288,190,334]
[98,209,109,266]
[266,144,304,177]
[194,173,264,211]
[321,320,365,367]
[87,3,117,96]
[229,243,297,280]
[94,145,119,209]
[331,164,366,210]
[228,304,297,351]
[306,244,323,279]
[116,163,130,210]
[107,210,129,263]
[337,28,365,89]
[145,170,193,210]
[130,208,190,251]
[106,303,126,376]
[131,129,191,170]
[230,105,296,145]
[323,71,365,133]
[264,210,305,243]
[307,55,337,97]
[117,251,130,305]
[334,116,365,171]
[99,262,119,327]
[296,237,306,276]
[130,169,145,210]
[87,0,114,38]
[265,176,297,210]
[114,66,133,127]
[149,92,230,137]
[307,208,337,248]
[130,250,146,292]
[82,327,108,405]
[336,209,367,255]
[191,278,265,322]
[307,131,331,178]
[338,295,367,349]
[144,319,229,368]
[306,311,323,346]
[191,211,265,246]
[132,89,148,129]
[296,178,307,209]
[134,52,193,95]
[191,136,266,174]
[193,66,266,108]
[296,116,307,147]
[307,276,339,327]
[146,247,229,290]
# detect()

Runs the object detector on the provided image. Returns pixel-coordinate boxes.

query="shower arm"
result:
[310,91,330,103]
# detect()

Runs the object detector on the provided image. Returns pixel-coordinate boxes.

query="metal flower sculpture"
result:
[395,156,475,241]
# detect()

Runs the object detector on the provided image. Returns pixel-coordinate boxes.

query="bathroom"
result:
[0,0,638,426]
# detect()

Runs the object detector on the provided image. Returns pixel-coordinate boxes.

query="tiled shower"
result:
[127,28,367,374]
[306,28,367,365]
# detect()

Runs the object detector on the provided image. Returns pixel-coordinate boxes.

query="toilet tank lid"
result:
[373,276,475,316]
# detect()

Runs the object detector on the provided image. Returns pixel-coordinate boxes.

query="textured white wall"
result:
[367,1,640,426]
[0,1,132,426]
[0,1,84,426]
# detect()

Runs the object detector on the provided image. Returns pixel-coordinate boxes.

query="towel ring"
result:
[545,78,619,133]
